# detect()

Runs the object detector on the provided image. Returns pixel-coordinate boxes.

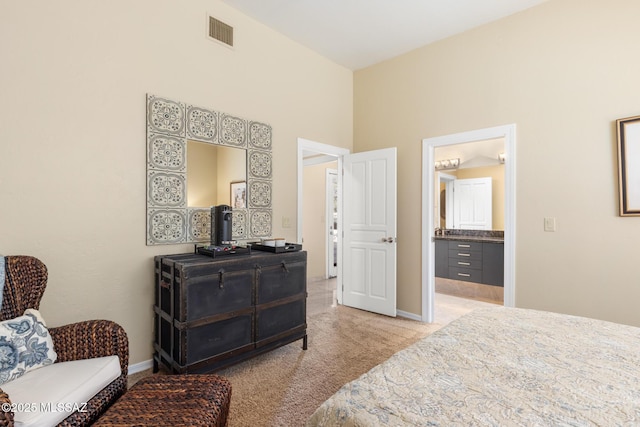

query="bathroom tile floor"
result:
[435,277,503,305]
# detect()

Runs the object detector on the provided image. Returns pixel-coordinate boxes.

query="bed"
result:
[307,307,640,426]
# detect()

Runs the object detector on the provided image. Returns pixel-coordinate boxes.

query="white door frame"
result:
[421,124,516,322]
[438,172,455,229]
[297,138,350,304]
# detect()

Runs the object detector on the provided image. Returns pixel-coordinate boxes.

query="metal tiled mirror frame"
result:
[146,94,273,245]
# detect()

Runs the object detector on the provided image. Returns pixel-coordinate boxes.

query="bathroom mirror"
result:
[146,94,273,245]
[435,138,505,231]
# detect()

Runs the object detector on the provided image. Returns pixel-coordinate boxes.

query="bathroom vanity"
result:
[435,232,504,286]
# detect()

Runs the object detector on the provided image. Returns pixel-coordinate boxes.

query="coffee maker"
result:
[211,204,233,246]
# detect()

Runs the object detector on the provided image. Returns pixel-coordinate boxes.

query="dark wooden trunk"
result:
[153,251,307,373]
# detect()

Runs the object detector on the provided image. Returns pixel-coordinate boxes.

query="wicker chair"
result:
[0,256,129,427]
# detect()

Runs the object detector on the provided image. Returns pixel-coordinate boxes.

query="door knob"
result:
[381,237,396,243]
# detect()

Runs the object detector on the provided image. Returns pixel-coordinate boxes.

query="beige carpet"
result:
[131,294,495,426]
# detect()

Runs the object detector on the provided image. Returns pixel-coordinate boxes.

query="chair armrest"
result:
[0,390,14,426]
[49,320,129,376]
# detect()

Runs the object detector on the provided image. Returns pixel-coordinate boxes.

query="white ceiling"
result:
[222,0,548,70]
[224,1,525,165]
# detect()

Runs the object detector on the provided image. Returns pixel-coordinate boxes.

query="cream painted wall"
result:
[303,161,338,279]
[354,0,640,326]
[0,1,352,365]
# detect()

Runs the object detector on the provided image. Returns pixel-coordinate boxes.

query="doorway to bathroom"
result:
[421,124,516,323]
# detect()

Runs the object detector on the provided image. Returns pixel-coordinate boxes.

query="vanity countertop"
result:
[434,229,504,244]
[434,235,504,244]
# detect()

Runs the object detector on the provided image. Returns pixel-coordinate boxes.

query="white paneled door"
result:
[453,177,492,230]
[342,148,397,317]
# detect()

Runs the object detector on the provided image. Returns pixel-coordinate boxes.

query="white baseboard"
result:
[397,309,422,322]
[128,359,153,375]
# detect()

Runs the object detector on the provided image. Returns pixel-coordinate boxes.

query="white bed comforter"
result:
[308,307,640,426]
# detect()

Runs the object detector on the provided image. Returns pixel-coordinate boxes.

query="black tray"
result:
[250,243,302,253]
[197,245,251,258]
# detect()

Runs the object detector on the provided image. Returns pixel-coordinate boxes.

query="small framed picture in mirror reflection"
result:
[231,181,246,209]
[617,115,640,216]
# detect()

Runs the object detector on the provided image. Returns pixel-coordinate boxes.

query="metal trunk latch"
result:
[218,269,225,289]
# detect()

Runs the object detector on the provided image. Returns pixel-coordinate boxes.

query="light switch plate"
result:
[544,217,556,232]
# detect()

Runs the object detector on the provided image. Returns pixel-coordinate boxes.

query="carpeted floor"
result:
[129,293,494,426]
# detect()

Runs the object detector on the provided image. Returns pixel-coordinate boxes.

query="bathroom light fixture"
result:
[498,153,506,163]
[434,158,460,170]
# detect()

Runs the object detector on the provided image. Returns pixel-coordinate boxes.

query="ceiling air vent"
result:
[208,16,234,47]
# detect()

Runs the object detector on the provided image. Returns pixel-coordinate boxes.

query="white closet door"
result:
[453,177,492,230]
[342,148,397,317]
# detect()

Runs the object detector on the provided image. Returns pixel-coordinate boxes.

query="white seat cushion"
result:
[1,355,121,427]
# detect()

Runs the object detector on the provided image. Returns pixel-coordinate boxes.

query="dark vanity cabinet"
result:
[481,241,504,286]
[435,239,504,286]
[153,251,307,374]
[435,240,450,279]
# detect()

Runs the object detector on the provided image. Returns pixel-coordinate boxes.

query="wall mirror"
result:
[146,94,273,245]
[435,138,504,231]
[187,141,247,208]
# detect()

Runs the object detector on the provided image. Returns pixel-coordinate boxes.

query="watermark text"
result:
[1,402,88,413]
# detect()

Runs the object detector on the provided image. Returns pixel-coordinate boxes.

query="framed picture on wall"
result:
[616,115,640,216]
[231,181,246,209]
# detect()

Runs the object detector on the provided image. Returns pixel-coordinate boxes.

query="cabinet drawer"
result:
[256,297,306,345]
[257,259,307,304]
[448,258,482,270]
[449,267,482,283]
[183,313,254,365]
[448,240,483,252]
[448,249,482,261]
[179,269,254,321]
[156,310,254,367]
